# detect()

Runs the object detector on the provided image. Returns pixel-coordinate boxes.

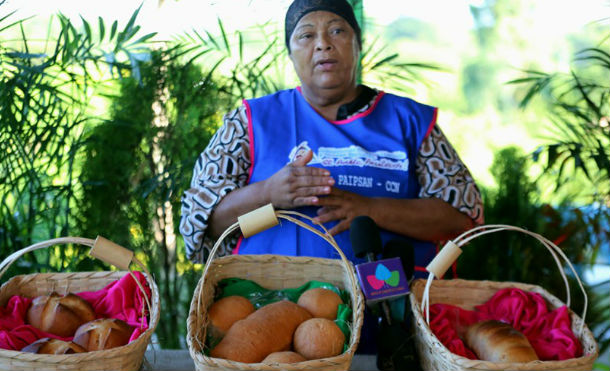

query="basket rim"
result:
[0,269,161,363]
[420,225,590,331]
[409,278,599,369]
[186,253,364,370]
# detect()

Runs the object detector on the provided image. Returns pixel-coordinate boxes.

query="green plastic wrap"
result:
[205,278,353,354]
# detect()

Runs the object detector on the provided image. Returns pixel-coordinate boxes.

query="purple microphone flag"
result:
[355,257,410,303]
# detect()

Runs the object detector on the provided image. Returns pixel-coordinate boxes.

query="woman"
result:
[180,0,483,275]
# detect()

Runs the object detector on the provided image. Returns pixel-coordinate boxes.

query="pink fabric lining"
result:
[429,287,582,361]
[0,271,150,351]
[243,98,255,185]
[423,107,438,140]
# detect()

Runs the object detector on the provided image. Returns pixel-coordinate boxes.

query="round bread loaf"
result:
[297,288,343,320]
[293,318,345,360]
[21,337,87,354]
[262,351,306,364]
[73,318,134,351]
[208,295,255,337]
[26,292,96,337]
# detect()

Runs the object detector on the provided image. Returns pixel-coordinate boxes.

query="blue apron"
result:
[236,88,438,277]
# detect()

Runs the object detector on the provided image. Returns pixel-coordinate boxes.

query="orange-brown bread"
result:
[465,320,539,363]
[262,351,307,364]
[26,292,95,337]
[297,288,343,320]
[21,338,87,354]
[293,318,345,360]
[210,300,312,363]
[72,318,134,351]
[208,295,255,337]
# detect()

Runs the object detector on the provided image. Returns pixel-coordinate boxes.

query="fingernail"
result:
[328,178,334,185]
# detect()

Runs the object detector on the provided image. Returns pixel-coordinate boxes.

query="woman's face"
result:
[289,11,360,96]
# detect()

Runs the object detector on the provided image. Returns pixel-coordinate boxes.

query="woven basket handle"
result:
[0,236,153,327]
[197,203,359,317]
[420,224,588,336]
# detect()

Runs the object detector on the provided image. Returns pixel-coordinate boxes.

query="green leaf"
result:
[0,12,33,33]
[128,32,157,46]
[516,73,554,108]
[202,56,227,87]
[218,18,230,56]
[19,22,30,55]
[570,70,602,120]
[123,3,143,35]
[185,47,213,66]
[98,16,105,41]
[571,147,591,180]
[370,53,399,69]
[110,20,118,40]
[80,15,91,41]
[204,30,220,50]
[238,31,244,63]
[547,144,560,168]
[575,48,610,69]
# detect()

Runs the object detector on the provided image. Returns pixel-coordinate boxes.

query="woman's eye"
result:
[332,28,344,35]
[300,33,312,39]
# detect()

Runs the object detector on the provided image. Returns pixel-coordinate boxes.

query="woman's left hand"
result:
[313,188,373,235]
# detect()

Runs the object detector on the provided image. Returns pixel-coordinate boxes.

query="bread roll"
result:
[21,338,87,354]
[262,351,306,364]
[297,288,343,320]
[293,318,345,360]
[210,300,312,363]
[26,292,95,337]
[465,320,538,363]
[73,318,134,351]
[208,295,255,338]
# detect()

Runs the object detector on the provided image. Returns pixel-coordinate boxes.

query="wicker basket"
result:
[409,224,599,371]
[0,237,160,371]
[186,207,365,371]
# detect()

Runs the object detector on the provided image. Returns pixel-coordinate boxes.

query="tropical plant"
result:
[508,33,609,355]
[0,5,155,277]
[77,45,225,348]
[509,47,610,204]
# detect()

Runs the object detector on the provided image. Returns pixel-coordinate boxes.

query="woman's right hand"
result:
[263,150,334,209]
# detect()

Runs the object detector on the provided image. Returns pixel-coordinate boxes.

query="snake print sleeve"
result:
[179,105,250,263]
[416,124,485,225]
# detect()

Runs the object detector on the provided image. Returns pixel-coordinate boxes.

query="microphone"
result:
[350,219,420,370]
[350,215,382,262]
[378,240,421,371]
[350,216,392,325]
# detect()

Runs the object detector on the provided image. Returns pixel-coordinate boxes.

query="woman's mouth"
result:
[315,59,338,71]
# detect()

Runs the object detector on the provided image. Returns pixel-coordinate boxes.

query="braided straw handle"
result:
[420,224,588,336]
[196,204,360,321]
[0,236,153,328]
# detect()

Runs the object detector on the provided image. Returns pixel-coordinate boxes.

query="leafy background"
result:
[0,0,608,365]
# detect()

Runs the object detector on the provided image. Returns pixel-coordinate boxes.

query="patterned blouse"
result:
[180,87,484,263]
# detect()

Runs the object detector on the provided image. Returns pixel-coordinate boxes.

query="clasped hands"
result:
[263,150,372,235]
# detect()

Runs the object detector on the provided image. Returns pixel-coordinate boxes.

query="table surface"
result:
[144,349,379,371]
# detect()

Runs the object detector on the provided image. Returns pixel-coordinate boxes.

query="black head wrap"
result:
[285,0,362,52]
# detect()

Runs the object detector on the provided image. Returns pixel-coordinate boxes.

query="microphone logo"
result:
[366,263,401,290]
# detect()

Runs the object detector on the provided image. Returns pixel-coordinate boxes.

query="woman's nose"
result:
[315,34,333,51]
